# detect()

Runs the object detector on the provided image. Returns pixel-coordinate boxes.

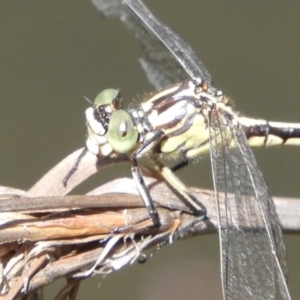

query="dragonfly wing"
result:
[91,0,213,90]
[209,108,290,300]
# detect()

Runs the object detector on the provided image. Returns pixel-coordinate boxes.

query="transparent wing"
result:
[209,109,290,300]
[91,0,213,90]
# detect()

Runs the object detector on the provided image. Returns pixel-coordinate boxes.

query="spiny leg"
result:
[131,130,165,227]
[131,158,160,226]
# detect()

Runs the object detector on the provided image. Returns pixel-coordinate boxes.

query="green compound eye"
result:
[94,89,119,106]
[107,110,138,153]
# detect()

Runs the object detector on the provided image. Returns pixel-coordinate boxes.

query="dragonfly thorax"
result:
[130,80,231,160]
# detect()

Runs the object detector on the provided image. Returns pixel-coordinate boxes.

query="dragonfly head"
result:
[85,88,138,156]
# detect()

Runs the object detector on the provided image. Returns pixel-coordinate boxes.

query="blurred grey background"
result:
[0,1,299,299]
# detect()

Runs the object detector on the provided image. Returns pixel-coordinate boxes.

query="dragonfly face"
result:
[86,88,138,157]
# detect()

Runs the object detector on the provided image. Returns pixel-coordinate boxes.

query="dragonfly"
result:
[65,0,300,299]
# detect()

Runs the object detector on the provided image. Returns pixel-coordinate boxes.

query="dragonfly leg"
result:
[150,158,206,218]
[171,159,189,173]
[131,158,161,226]
[131,130,165,227]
